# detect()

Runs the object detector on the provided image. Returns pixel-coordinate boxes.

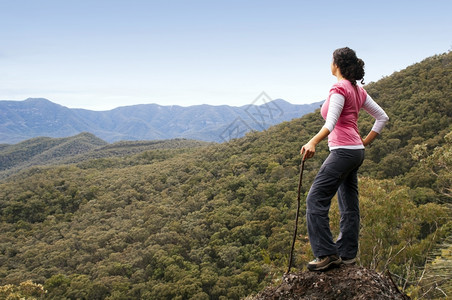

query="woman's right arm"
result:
[361,94,389,146]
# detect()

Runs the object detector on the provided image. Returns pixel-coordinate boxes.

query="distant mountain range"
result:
[0,98,323,144]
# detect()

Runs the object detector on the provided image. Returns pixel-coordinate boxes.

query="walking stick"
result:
[286,159,305,274]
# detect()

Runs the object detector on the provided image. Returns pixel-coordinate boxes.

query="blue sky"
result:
[0,0,451,110]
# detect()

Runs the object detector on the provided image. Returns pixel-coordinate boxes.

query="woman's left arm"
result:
[300,127,330,161]
[300,93,344,160]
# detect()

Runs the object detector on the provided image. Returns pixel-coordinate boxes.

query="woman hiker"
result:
[300,47,389,271]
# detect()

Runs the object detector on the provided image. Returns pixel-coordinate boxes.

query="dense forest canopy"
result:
[0,134,211,180]
[0,51,451,299]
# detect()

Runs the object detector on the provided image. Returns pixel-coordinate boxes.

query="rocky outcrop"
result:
[253,265,410,300]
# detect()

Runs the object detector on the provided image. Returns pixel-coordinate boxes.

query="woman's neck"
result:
[336,74,346,81]
[332,67,345,81]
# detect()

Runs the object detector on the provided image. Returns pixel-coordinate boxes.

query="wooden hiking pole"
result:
[286,159,305,274]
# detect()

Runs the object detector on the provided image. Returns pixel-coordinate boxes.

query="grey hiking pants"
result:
[306,148,365,258]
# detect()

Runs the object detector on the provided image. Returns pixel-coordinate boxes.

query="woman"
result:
[300,47,389,271]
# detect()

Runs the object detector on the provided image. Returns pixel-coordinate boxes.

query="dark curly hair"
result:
[333,47,365,86]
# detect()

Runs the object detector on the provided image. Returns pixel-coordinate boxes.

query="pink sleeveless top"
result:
[321,80,367,148]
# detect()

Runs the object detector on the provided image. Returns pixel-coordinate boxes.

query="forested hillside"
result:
[0,133,211,180]
[0,51,451,299]
[359,52,452,180]
[0,133,107,174]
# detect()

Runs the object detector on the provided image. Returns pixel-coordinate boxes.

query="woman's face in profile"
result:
[331,59,338,76]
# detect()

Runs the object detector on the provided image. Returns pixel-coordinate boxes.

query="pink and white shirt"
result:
[321,80,389,150]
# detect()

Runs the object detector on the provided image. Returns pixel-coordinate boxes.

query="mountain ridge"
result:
[0,98,323,144]
[0,132,210,179]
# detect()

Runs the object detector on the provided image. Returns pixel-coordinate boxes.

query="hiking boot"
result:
[307,254,341,271]
[341,257,356,265]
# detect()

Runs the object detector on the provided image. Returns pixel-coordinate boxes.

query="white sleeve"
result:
[323,93,345,132]
[362,94,389,133]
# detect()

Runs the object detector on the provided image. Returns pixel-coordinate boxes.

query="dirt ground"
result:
[252,264,411,300]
